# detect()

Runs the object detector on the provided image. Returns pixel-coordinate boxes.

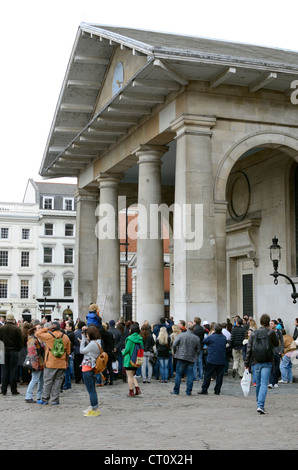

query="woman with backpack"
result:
[79,325,102,416]
[122,323,144,397]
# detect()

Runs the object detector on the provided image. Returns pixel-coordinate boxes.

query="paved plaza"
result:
[1,368,298,452]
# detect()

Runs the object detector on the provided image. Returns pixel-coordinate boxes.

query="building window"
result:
[20,280,29,299]
[43,278,51,297]
[43,197,54,209]
[21,251,30,267]
[44,223,54,236]
[43,247,53,264]
[64,198,74,211]
[0,279,8,298]
[0,251,8,267]
[65,224,74,237]
[0,228,9,239]
[64,248,74,264]
[64,279,72,297]
[22,228,30,240]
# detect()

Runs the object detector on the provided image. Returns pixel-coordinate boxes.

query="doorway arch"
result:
[214,131,298,203]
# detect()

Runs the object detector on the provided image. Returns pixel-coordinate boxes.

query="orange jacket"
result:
[35,328,71,369]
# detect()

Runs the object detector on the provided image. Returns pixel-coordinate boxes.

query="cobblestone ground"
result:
[1,369,298,451]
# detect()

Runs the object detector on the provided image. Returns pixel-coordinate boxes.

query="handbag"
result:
[23,354,33,371]
[149,354,157,365]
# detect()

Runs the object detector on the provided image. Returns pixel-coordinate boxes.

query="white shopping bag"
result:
[241,369,251,397]
[0,340,4,364]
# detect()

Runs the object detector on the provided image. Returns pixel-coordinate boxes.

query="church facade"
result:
[39,24,298,331]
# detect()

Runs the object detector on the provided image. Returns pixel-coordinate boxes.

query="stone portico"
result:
[40,24,298,331]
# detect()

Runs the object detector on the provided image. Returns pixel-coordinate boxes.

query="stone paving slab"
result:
[1,371,298,451]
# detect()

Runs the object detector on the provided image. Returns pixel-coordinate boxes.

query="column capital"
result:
[74,187,98,202]
[132,144,169,165]
[97,172,123,189]
[171,113,216,139]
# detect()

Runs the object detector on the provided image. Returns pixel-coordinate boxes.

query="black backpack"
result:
[252,329,271,362]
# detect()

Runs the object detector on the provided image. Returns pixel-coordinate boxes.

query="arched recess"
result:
[214,131,298,203]
[213,130,298,321]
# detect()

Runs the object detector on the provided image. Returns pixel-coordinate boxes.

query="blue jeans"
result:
[158,357,169,381]
[254,363,272,409]
[280,355,293,382]
[173,360,194,395]
[82,370,98,409]
[193,350,203,380]
[25,370,44,400]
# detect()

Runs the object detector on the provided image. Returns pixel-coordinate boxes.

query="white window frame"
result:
[64,247,74,264]
[0,251,8,267]
[42,197,54,210]
[43,246,53,264]
[21,251,30,268]
[20,279,29,299]
[0,227,9,239]
[63,198,74,211]
[21,228,30,241]
[44,223,54,236]
[65,223,74,237]
[0,279,8,299]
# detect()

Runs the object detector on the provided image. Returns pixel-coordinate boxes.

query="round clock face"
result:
[112,62,124,96]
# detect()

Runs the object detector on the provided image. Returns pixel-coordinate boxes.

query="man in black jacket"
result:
[0,314,23,395]
[245,314,279,414]
[230,317,245,378]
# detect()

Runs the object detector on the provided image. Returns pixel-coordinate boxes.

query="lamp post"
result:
[270,236,298,303]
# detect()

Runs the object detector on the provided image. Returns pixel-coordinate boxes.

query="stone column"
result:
[96,174,122,322]
[133,144,169,326]
[171,114,218,322]
[74,188,98,321]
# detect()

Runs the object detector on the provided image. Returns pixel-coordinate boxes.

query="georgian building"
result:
[23,179,77,320]
[0,201,39,320]
[39,24,298,333]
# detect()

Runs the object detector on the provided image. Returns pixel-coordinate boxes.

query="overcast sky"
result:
[1,0,297,202]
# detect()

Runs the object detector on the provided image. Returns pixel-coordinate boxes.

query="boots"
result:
[127,389,135,397]
[135,386,141,396]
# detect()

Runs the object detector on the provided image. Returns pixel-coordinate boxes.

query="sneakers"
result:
[278,380,289,384]
[38,400,48,405]
[25,398,36,403]
[268,383,279,389]
[257,407,267,414]
[84,409,101,417]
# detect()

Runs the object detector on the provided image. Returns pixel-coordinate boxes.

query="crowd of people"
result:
[0,308,298,417]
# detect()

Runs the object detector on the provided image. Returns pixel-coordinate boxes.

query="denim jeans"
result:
[25,370,44,400]
[173,360,194,395]
[254,362,272,409]
[64,366,72,389]
[158,357,169,381]
[193,350,203,380]
[141,353,153,382]
[280,355,293,382]
[83,370,98,409]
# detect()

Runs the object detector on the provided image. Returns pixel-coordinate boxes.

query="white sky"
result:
[1,0,297,202]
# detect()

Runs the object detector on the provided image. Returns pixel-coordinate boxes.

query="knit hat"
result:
[109,320,116,327]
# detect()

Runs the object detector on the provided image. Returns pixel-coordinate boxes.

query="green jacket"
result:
[122,332,144,368]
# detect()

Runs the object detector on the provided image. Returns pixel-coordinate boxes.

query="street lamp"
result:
[270,236,298,303]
